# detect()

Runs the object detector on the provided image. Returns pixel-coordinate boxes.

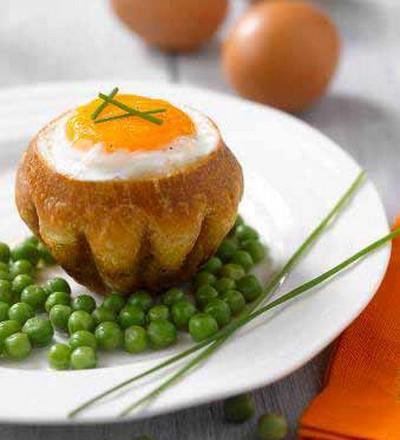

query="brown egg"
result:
[110,0,229,52]
[222,1,340,112]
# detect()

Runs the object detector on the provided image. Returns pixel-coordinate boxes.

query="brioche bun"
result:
[16,121,243,294]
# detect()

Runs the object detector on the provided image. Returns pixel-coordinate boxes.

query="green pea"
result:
[12,274,34,295]
[128,290,153,311]
[171,300,197,330]
[95,321,123,350]
[10,260,34,277]
[257,413,288,440]
[37,242,55,265]
[118,304,145,329]
[214,277,236,294]
[0,301,9,322]
[22,317,54,347]
[0,320,21,346]
[235,224,259,242]
[220,263,246,281]
[49,305,72,331]
[202,257,223,274]
[220,290,246,315]
[231,250,254,272]
[0,243,10,263]
[0,280,14,304]
[147,319,177,349]
[124,325,148,354]
[45,291,71,312]
[11,243,40,266]
[4,332,32,360]
[147,305,170,322]
[193,271,216,289]
[0,262,9,273]
[22,236,39,248]
[195,285,219,309]
[92,306,116,325]
[217,238,239,262]
[204,299,231,327]
[223,393,255,424]
[0,270,11,281]
[162,288,185,307]
[21,285,47,310]
[241,239,266,263]
[237,275,263,302]
[234,214,244,229]
[70,346,97,370]
[8,302,34,324]
[188,313,218,342]
[44,277,71,294]
[102,293,126,313]
[69,330,97,350]
[68,310,95,334]
[72,294,96,313]
[48,343,71,370]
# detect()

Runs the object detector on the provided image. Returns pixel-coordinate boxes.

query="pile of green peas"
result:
[0,215,268,370]
[0,237,56,361]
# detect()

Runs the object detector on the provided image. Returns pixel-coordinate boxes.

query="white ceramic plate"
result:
[0,81,390,424]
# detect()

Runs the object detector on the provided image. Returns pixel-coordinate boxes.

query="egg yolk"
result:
[66,94,196,153]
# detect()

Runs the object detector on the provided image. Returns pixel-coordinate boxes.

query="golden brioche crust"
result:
[15,131,243,295]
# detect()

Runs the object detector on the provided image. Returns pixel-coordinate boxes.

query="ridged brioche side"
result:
[15,135,243,295]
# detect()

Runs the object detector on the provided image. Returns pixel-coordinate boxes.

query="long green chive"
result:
[248,170,366,314]
[69,172,365,418]
[120,227,398,416]
[98,93,164,125]
[94,108,167,124]
[91,87,118,120]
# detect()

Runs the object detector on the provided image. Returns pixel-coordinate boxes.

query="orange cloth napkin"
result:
[299,218,400,440]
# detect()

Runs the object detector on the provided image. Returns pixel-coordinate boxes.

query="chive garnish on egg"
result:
[97,93,165,125]
[94,108,166,124]
[91,87,166,125]
[91,87,119,120]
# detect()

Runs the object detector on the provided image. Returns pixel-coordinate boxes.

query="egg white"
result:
[37,104,220,181]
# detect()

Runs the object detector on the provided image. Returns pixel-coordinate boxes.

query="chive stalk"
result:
[94,108,166,124]
[98,93,164,125]
[120,227,398,416]
[69,171,365,418]
[91,87,118,120]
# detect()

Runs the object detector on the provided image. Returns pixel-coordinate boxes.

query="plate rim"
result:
[0,80,391,425]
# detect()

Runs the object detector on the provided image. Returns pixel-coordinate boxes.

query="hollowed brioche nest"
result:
[15,131,243,295]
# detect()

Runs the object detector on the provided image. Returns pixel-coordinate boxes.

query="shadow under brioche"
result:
[15,128,243,295]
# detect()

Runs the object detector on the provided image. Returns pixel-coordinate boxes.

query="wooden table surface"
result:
[0,0,398,438]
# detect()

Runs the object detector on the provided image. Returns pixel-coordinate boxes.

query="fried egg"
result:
[37,94,220,181]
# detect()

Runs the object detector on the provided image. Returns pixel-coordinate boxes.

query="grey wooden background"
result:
[0,0,398,438]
